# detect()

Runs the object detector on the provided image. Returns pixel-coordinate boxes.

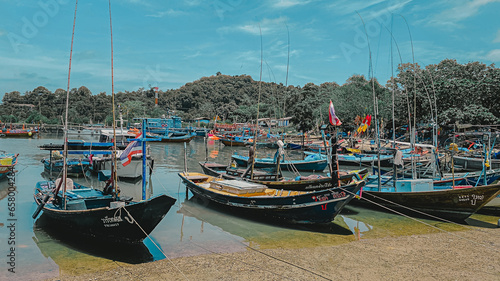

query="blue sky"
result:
[1,0,499,100]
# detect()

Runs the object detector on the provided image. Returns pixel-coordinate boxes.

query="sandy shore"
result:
[48,227,500,281]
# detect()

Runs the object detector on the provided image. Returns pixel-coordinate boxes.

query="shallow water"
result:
[0,135,498,280]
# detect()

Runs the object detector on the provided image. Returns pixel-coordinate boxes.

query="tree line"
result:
[1,59,498,133]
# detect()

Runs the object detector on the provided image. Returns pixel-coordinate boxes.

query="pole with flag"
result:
[328,100,342,188]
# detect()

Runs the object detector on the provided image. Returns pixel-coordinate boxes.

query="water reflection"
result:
[33,216,154,264]
[0,135,498,279]
[178,196,354,239]
[340,215,373,240]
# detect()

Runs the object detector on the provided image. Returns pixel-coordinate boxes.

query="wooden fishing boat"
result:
[355,179,500,221]
[32,1,176,244]
[178,172,365,224]
[149,131,196,143]
[220,136,253,146]
[452,155,500,171]
[33,180,176,243]
[231,152,328,172]
[41,157,91,176]
[336,153,393,168]
[199,161,282,181]
[199,161,367,191]
[0,153,18,181]
[0,128,38,138]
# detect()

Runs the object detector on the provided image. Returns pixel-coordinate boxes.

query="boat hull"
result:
[199,161,366,191]
[34,181,176,243]
[453,155,500,171]
[231,154,328,172]
[179,172,364,224]
[354,184,500,221]
[92,156,153,179]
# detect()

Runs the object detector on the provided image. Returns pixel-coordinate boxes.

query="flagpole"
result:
[142,119,147,200]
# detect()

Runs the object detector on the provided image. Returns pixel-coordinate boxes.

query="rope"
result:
[120,207,190,280]
[337,184,500,252]
[179,205,332,280]
[186,240,293,280]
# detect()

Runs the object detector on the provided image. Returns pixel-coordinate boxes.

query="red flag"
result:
[366,115,372,126]
[328,100,342,126]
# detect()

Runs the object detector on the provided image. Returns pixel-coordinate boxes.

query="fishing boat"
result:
[148,131,196,143]
[231,151,328,172]
[0,128,38,138]
[356,178,500,221]
[178,172,365,224]
[219,135,253,146]
[32,1,176,244]
[199,161,282,181]
[336,153,393,168]
[41,156,91,176]
[33,180,176,243]
[0,152,18,181]
[199,161,367,191]
[452,155,500,171]
[39,140,151,179]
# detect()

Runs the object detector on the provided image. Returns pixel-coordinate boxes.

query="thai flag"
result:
[328,100,342,126]
[120,133,142,167]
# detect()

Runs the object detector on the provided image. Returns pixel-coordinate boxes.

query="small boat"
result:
[219,136,253,146]
[452,155,500,171]
[199,161,282,181]
[89,151,153,179]
[178,172,365,224]
[0,153,18,181]
[39,140,147,179]
[336,153,394,168]
[0,128,38,138]
[199,161,367,191]
[32,3,176,244]
[41,157,91,176]
[231,152,328,172]
[148,131,196,143]
[33,179,176,243]
[355,179,500,221]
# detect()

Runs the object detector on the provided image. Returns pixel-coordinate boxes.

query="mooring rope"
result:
[185,239,294,280]
[337,183,500,252]
[179,205,333,281]
[120,207,190,280]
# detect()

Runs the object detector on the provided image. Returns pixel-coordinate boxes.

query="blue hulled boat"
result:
[231,152,328,172]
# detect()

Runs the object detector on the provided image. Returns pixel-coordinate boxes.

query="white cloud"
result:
[427,0,500,29]
[184,51,202,59]
[0,29,5,36]
[272,0,312,9]
[219,17,289,36]
[329,0,388,15]
[147,9,187,18]
[485,49,500,61]
[494,30,500,43]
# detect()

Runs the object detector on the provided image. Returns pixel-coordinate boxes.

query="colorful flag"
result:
[356,115,372,133]
[120,133,142,167]
[328,100,342,126]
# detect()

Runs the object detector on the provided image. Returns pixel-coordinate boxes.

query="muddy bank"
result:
[47,227,500,281]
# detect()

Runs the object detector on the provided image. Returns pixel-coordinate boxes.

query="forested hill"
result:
[1,59,499,133]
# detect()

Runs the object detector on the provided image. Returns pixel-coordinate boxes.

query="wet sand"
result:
[47,227,500,281]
